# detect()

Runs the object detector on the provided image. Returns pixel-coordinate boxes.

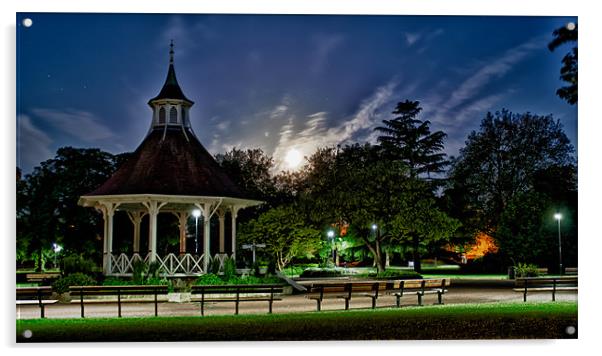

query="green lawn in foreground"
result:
[17,302,577,342]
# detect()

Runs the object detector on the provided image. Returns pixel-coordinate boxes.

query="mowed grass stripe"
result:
[17,302,577,342]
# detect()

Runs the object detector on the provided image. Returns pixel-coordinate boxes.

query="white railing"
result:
[108,253,232,276]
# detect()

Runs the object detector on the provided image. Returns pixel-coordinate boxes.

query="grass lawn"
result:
[17,302,577,342]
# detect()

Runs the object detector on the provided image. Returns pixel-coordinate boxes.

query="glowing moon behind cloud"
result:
[284,148,303,169]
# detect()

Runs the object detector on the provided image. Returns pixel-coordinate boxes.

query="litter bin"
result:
[507,266,515,279]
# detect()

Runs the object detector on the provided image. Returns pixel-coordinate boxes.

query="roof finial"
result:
[169,40,174,64]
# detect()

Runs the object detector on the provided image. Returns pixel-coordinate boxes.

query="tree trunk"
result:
[36,249,44,272]
[361,235,385,273]
[374,238,385,273]
[412,233,422,273]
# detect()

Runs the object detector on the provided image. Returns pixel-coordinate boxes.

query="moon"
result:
[284,148,303,169]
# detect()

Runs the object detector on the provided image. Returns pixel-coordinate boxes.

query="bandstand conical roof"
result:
[85,126,249,198]
[82,43,254,201]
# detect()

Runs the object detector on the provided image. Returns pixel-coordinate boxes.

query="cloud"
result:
[32,108,115,142]
[441,35,545,112]
[17,115,54,172]
[216,120,231,131]
[271,81,397,172]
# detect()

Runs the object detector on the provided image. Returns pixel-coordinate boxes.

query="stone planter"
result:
[168,292,191,303]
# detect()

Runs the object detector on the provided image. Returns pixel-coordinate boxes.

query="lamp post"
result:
[554,213,563,275]
[327,230,335,266]
[192,209,201,255]
[52,243,62,269]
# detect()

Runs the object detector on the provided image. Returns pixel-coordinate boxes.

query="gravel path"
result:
[16,286,577,320]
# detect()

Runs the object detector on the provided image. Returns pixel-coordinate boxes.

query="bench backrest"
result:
[565,267,578,275]
[389,278,449,290]
[69,285,169,296]
[191,284,284,295]
[16,286,53,300]
[515,276,577,288]
[306,281,394,298]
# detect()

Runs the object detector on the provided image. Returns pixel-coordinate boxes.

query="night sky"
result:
[16,13,578,174]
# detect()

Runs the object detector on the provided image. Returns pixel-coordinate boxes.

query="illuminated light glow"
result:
[554,213,562,220]
[284,148,303,169]
[371,224,377,230]
[192,209,202,218]
[327,230,335,238]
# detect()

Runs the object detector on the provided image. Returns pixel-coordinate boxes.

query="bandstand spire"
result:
[148,41,194,133]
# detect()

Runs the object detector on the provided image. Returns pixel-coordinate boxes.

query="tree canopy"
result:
[17,147,122,270]
[375,100,448,181]
[548,23,578,105]
[238,204,322,270]
[448,110,575,231]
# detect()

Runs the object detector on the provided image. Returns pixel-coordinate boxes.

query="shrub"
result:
[266,260,277,275]
[147,261,162,279]
[226,275,282,285]
[52,273,97,294]
[222,257,236,280]
[373,269,422,280]
[514,262,542,278]
[299,268,343,278]
[132,259,148,284]
[209,257,222,275]
[102,277,134,286]
[251,261,261,276]
[195,273,224,285]
[61,254,96,275]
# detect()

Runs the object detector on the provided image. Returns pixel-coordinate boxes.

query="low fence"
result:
[109,253,231,276]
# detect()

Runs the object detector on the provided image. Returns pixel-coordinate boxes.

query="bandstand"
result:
[79,43,262,276]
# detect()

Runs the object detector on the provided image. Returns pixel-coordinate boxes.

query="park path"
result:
[16,286,577,320]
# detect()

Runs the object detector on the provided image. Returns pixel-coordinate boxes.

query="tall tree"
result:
[17,147,121,270]
[375,100,448,181]
[238,204,322,271]
[448,110,575,231]
[215,148,276,202]
[304,144,459,272]
[548,23,578,105]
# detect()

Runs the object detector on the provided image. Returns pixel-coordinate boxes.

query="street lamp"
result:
[554,213,563,275]
[192,209,202,255]
[52,243,62,268]
[327,230,335,266]
[371,224,377,231]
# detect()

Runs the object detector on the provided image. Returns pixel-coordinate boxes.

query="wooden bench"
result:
[514,276,578,302]
[387,279,450,307]
[25,272,61,284]
[565,267,578,275]
[305,281,392,311]
[16,287,58,318]
[190,284,284,316]
[69,285,169,317]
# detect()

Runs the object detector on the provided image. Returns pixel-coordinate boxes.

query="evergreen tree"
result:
[375,100,448,182]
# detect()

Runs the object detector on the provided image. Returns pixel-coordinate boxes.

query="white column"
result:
[173,212,189,255]
[99,202,120,275]
[218,209,226,253]
[203,202,212,272]
[143,201,166,262]
[127,211,146,254]
[231,206,241,261]
[101,207,109,274]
